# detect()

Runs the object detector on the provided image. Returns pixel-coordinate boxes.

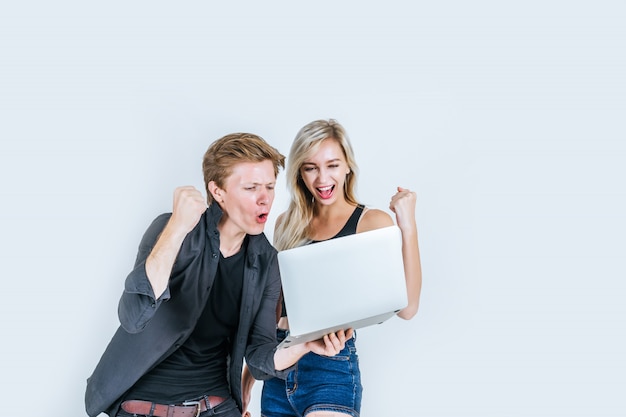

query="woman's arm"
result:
[241,364,255,415]
[389,186,422,319]
[358,187,422,320]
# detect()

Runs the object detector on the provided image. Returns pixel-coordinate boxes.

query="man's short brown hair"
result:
[202,133,285,204]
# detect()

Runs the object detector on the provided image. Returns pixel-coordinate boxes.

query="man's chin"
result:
[247,225,266,236]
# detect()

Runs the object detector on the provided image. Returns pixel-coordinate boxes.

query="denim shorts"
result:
[261,329,362,417]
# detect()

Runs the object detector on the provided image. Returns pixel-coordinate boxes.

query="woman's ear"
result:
[208,181,223,203]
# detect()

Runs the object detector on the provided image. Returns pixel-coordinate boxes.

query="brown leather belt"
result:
[121,396,227,417]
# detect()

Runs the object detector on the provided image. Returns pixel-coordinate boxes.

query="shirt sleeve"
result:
[117,213,172,333]
[244,253,295,380]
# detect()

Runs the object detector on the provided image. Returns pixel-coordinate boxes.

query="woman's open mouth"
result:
[316,185,335,200]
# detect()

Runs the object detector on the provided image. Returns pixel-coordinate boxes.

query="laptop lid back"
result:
[277,225,407,347]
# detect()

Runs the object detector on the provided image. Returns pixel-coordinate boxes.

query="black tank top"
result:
[310,204,365,242]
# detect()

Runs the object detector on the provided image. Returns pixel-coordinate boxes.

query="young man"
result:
[85,133,351,417]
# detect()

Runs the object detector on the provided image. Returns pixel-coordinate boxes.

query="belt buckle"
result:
[182,400,202,417]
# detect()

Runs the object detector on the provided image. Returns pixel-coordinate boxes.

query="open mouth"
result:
[316,185,334,200]
[257,213,268,223]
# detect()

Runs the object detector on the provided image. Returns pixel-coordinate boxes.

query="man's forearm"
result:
[145,220,188,299]
[273,343,311,371]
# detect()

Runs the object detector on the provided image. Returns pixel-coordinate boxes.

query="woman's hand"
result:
[389,186,417,233]
[241,365,255,416]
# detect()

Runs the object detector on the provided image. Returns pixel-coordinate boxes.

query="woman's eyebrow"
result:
[302,158,341,165]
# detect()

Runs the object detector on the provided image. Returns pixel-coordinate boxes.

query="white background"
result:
[1,1,625,416]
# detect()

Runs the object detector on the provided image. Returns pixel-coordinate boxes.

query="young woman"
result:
[242,119,422,417]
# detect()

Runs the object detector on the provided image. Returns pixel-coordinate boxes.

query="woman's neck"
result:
[308,199,357,241]
[313,199,355,221]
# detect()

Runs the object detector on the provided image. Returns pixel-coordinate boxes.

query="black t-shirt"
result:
[123,239,246,403]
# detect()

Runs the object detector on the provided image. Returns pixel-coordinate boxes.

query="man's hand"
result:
[273,328,354,371]
[169,186,207,235]
[304,328,354,356]
[145,186,207,299]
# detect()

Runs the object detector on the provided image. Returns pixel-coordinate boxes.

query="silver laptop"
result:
[277,225,407,349]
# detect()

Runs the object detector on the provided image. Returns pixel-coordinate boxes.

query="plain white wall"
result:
[1,1,625,416]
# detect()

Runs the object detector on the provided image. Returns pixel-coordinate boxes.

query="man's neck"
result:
[217,220,247,258]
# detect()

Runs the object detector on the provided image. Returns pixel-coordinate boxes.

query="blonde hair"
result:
[274,119,359,250]
[202,133,285,205]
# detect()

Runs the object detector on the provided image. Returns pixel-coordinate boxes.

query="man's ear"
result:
[208,181,223,203]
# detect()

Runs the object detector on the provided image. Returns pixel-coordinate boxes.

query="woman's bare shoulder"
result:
[357,207,394,233]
